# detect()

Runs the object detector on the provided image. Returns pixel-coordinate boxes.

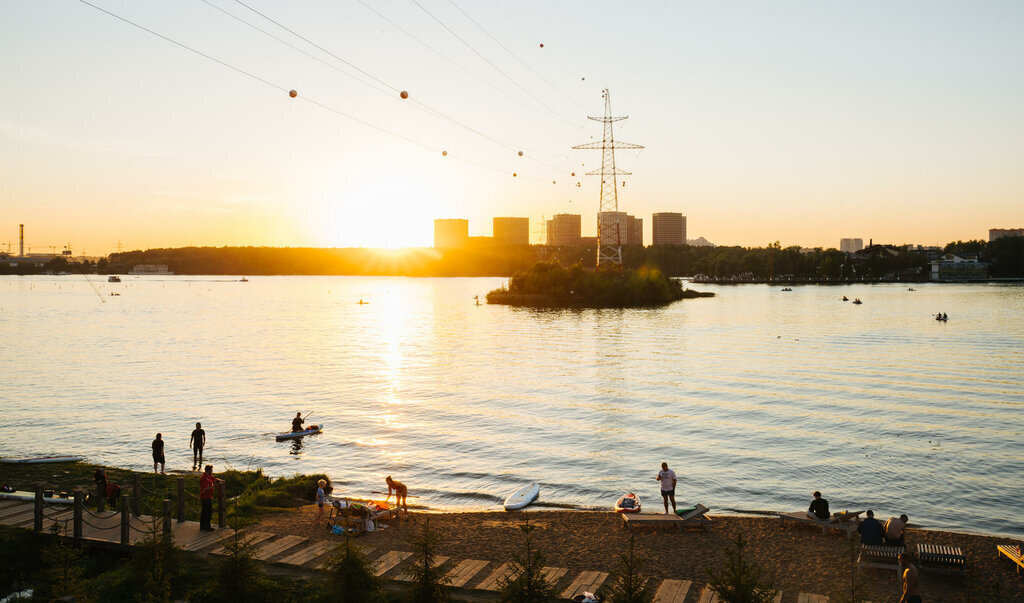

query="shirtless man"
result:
[385,475,408,514]
[899,552,921,603]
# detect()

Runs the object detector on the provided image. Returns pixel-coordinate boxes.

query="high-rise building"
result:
[492,217,529,245]
[434,219,469,248]
[840,238,864,253]
[546,214,582,247]
[652,213,686,246]
[627,215,643,246]
[990,228,1024,241]
[597,212,628,247]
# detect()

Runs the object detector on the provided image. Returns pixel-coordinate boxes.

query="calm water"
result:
[1,275,1022,537]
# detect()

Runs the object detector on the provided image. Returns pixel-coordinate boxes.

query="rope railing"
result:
[40,508,71,521]
[80,515,115,531]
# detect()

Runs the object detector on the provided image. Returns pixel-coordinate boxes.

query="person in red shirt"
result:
[199,465,221,531]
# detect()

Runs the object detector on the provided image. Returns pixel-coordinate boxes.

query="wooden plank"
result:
[180,527,232,552]
[397,555,450,581]
[698,586,718,603]
[475,562,513,591]
[541,566,567,585]
[210,531,275,556]
[253,534,307,561]
[278,540,337,567]
[316,546,374,570]
[0,503,33,520]
[561,570,609,600]
[797,594,829,603]
[653,579,692,603]
[371,550,413,577]
[444,559,489,588]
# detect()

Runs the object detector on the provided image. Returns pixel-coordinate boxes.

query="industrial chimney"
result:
[19,224,24,257]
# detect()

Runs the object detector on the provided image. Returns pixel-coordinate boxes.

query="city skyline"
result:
[2,2,1023,254]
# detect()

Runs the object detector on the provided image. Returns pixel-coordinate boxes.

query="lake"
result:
[1,275,1021,537]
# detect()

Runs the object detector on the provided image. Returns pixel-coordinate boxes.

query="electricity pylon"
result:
[572,89,643,267]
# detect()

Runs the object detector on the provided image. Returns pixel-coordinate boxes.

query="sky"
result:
[1,0,1023,254]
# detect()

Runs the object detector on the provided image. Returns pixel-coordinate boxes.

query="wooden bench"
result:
[857,544,904,578]
[623,504,712,532]
[917,543,966,576]
[778,511,859,538]
[997,544,1022,574]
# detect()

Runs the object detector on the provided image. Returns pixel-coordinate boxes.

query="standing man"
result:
[152,433,165,474]
[292,412,305,433]
[189,422,206,470]
[656,462,677,514]
[199,465,221,531]
[898,552,921,603]
[385,475,408,515]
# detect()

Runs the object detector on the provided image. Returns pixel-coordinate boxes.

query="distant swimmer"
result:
[292,412,305,433]
[190,422,206,470]
[358,299,368,305]
[152,433,165,474]
[385,475,408,515]
[842,296,849,301]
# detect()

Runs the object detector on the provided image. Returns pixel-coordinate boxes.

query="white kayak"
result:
[503,483,540,511]
[0,490,75,504]
[0,456,84,464]
[275,424,323,441]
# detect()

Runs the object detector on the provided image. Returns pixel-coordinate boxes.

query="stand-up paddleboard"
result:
[0,490,75,504]
[503,483,539,510]
[614,492,641,513]
[275,424,323,441]
[0,456,83,464]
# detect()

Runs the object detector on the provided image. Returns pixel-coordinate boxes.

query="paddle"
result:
[371,490,420,498]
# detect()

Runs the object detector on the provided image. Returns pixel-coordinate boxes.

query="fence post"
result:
[97,480,105,513]
[73,489,83,542]
[33,484,43,533]
[176,478,185,522]
[217,481,225,529]
[120,494,130,545]
[163,499,172,535]
[132,474,141,517]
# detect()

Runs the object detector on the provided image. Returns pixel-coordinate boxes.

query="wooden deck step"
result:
[797,595,828,603]
[653,579,692,603]
[541,566,568,585]
[371,550,413,577]
[444,559,489,588]
[253,534,307,561]
[316,546,375,570]
[211,531,275,556]
[475,562,513,591]
[0,503,33,520]
[397,555,450,581]
[700,586,782,603]
[278,539,337,567]
[561,570,609,600]
[180,528,233,553]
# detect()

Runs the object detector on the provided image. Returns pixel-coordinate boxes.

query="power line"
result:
[407,0,582,131]
[72,0,556,183]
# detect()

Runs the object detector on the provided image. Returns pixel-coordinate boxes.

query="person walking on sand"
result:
[385,475,408,515]
[199,465,221,531]
[315,479,328,524]
[292,412,305,433]
[656,462,677,514]
[189,422,206,470]
[899,551,921,603]
[152,433,166,474]
[807,491,830,520]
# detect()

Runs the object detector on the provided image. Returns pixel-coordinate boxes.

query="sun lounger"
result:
[917,543,966,576]
[997,544,1022,574]
[653,579,691,603]
[561,570,608,600]
[622,504,712,532]
[699,586,781,603]
[857,543,904,578]
[778,511,859,538]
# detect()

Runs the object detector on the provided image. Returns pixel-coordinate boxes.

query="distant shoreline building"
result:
[597,212,642,246]
[989,228,1024,241]
[687,236,714,247]
[652,212,686,246]
[930,254,988,281]
[492,217,529,246]
[840,238,864,253]
[434,219,469,248]
[546,214,582,247]
[128,264,173,275]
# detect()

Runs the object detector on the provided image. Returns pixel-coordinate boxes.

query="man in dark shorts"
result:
[292,412,305,432]
[656,462,677,514]
[807,491,830,520]
[189,422,206,470]
[152,433,165,474]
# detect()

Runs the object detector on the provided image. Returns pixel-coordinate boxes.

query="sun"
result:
[312,180,441,248]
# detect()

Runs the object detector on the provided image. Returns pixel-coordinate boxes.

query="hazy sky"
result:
[2,1,1022,253]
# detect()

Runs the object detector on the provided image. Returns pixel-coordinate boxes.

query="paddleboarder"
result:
[656,462,677,514]
[292,412,305,433]
[385,475,408,515]
[152,433,165,474]
[189,422,206,470]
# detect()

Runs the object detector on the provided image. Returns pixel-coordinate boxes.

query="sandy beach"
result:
[261,507,1024,601]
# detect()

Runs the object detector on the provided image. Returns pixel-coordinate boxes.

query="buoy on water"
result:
[289,90,297,98]
[400,90,409,99]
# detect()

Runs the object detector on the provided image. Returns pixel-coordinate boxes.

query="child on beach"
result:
[315,479,327,524]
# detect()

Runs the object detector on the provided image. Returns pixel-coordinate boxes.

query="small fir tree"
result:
[498,517,559,603]
[406,517,450,602]
[605,534,653,603]
[319,532,385,603]
[39,522,87,602]
[704,534,778,603]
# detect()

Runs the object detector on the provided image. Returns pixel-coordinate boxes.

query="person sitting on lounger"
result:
[806,491,830,520]
[885,513,909,547]
[857,509,884,545]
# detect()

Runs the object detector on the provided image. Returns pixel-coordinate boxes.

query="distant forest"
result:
[3,237,1023,279]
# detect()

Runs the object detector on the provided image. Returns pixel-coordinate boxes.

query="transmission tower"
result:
[572,89,643,267]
